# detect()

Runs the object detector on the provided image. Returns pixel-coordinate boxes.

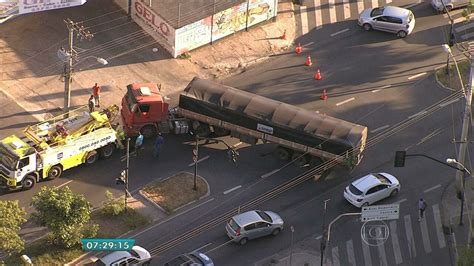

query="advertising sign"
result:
[132,0,175,47]
[361,204,400,222]
[19,0,87,15]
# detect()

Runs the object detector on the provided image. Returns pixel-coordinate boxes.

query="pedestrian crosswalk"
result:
[324,203,448,265]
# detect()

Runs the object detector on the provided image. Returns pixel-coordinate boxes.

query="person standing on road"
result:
[92,83,101,107]
[418,198,427,221]
[134,132,144,156]
[154,133,164,158]
[88,95,95,113]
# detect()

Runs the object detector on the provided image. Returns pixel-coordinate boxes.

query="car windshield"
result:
[228,218,240,231]
[256,210,272,222]
[349,184,363,195]
[129,249,139,259]
[374,173,392,184]
[0,152,18,170]
[95,259,106,266]
[370,7,384,17]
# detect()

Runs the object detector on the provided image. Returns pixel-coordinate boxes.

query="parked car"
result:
[226,210,284,245]
[431,0,469,12]
[164,252,214,266]
[358,6,415,38]
[344,172,400,208]
[95,245,151,266]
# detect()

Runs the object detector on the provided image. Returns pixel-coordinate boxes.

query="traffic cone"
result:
[314,68,321,80]
[320,89,328,100]
[305,55,313,66]
[281,30,287,40]
[295,43,302,54]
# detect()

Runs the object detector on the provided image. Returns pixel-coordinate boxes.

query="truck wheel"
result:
[274,147,291,161]
[195,124,211,137]
[100,144,115,159]
[22,175,36,190]
[214,127,230,137]
[291,152,308,167]
[85,150,99,165]
[141,125,156,138]
[47,165,63,179]
[309,157,323,168]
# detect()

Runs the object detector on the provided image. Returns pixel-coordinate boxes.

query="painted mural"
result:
[175,16,212,55]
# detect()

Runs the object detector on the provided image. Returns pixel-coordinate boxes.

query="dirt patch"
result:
[141,172,208,213]
[435,59,470,90]
[92,209,150,238]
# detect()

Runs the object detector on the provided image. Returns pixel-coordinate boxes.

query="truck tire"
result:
[141,125,156,138]
[214,127,230,137]
[195,124,211,137]
[100,144,115,159]
[309,156,323,168]
[291,152,308,167]
[47,165,63,179]
[85,150,99,165]
[22,175,36,190]
[274,147,291,161]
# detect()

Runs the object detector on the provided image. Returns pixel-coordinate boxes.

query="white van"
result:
[431,0,469,12]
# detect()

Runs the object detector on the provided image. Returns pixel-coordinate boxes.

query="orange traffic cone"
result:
[281,30,287,40]
[305,55,313,66]
[314,68,321,80]
[295,43,302,54]
[320,89,328,100]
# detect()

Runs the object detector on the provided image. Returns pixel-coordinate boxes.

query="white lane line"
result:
[346,240,356,266]
[330,28,350,37]
[381,84,391,89]
[329,0,337,24]
[439,98,460,107]
[303,42,314,47]
[370,125,390,133]
[316,235,323,240]
[404,215,417,258]
[424,184,441,193]
[362,241,373,266]
[453,17,466,24]
[55,180,73,188]
[232,142,242,148]
[377,240,388,266]
[342,0,351,19]
[371,0,379,8]
[223,185,242,195]
[405,2,419,9]
[455,22,474,33]
[299,5,309,35]
[192,242,212,253]
[357,0,364,15]
[394,198,407,204]
[314,0,323,29]
[188,155,210,166]
[408,110,427,120]
[390,221,403,264]
[408,72,427,80]
[417,129,442,145]
[433,204,447,248]
[332,246,341,266]
[371,89,381,93]
[336,97,355,106]
[420,214,432,253]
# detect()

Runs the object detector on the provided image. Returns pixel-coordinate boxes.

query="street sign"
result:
[361,204,399,222]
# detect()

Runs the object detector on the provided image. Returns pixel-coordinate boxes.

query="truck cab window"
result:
[18,157,29,169]
[139,104,150,113]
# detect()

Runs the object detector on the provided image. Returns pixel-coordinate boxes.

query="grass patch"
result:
[141,172,208,213]
[93,208,150,238]
[436,59,470,90]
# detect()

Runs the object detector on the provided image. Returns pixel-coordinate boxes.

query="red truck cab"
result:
[121,83,169,137]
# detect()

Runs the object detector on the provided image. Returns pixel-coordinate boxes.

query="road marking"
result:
[394,198,407,204]
[408,110,427,120]
[370,125,389,133]
[433,204,446,248]
[330,28,350,37]
[390,221,403,264]
[404,215,417,258]
[405,2,419,9]
[316,235,323,240]
[188,155,210,166]
[342,0,351,19]
[377,240,388,266]
[303,42,314,47]
[420,214,432,253]
[332,246,341,266]
[346,240,356,266]
[328,0,337,24]
[232,142,242,148]
[371,0,379,8]
[408,72,427,80]
[453,17,466,24]
[455,22,474,33]
[299,5,309,35]
[192,242,213,253]
[381,84,391,89]
[55,180,73,188]
[357,0,364,15]
[461,32,474,40]
[205,239,234,253]
[424,184,441,193]
[362,241,373,266]
[314,0,323,29]
[261,168,280,178]
[223,185,242,195]
[371,89,381,93]
[336,97,355,106]
[417,129,442,146]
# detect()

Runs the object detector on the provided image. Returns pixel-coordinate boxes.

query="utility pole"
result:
[63,19,93,113]
[320,199,330,266]
[125,138,130,212]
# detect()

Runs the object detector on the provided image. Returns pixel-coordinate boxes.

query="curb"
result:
[138,189,168,214]
[433,65,458,92]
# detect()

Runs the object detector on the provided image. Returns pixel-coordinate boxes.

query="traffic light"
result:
[394,151,406,167]
[116,170,127,185]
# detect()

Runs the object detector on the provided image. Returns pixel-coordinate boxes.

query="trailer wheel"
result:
[292,152,309,167]
[22,175,36,190]
[309,157,323,168]
[214,127,230,137]
[85,150,99,165]
[100,144,115,159]
[47,165,63,179]
[141,125,156,138]
[274,147,291,161]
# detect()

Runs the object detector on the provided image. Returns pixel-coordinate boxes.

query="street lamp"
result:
[447,158,472,225]
[441,44,467,94]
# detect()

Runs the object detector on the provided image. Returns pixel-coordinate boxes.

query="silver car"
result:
[358,6,416,38]
[226,210,284,245]
[431,0,469,12]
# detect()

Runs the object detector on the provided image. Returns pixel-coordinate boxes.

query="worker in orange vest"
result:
[92,83,101,107]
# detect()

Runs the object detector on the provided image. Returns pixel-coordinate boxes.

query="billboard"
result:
[1,0,87,18]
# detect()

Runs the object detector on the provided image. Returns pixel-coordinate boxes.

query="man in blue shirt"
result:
[154,133,164,158]
[135,132,144,156]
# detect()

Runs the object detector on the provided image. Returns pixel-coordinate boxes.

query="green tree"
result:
[0,200,26,255]
[31,186,97,248]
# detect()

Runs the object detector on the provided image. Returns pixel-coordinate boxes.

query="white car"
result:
[95,245,151,266]
[344,173,400,208]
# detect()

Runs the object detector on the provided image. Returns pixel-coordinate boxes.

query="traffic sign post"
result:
[361,204,399,222]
